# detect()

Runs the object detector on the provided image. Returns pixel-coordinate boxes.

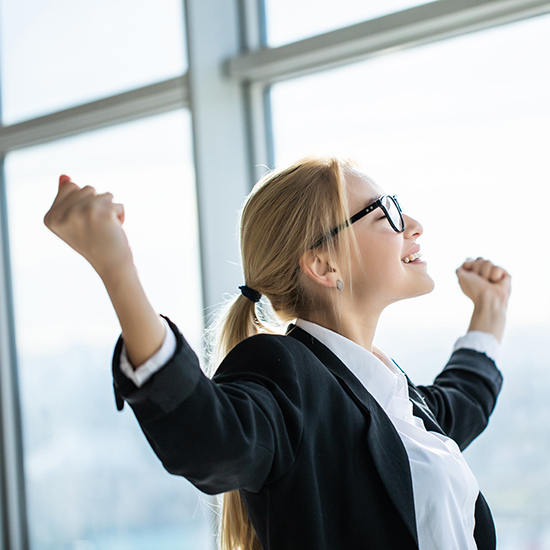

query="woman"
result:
[44,157,510,549]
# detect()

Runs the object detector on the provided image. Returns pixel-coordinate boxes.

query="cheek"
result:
[349,236,401,287]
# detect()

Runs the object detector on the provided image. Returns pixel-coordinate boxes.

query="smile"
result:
[402,252,423,264]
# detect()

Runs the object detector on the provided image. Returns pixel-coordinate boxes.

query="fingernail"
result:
[59,174,71,186]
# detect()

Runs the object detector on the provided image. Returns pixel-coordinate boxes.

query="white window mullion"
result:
[184,0,271,313]
[0,157,29,550]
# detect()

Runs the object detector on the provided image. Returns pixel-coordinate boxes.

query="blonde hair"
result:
[217,156,356,550]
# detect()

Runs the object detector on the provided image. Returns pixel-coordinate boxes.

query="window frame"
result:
[1,0,550,546]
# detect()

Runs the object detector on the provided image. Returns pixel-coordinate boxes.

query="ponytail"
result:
[216,295,274,550]
[216,156,356,550]
[216,293,271,364]
[220,490,263,550]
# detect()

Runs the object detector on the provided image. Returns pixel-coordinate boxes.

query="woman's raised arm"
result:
[44,175,165,367]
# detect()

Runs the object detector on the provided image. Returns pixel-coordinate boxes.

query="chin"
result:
[422,276,436,294]
[419,275,436,296]
[407,275,435,299]
[385,279,435,307]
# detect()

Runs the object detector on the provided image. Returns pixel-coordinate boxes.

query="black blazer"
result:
[112,318,503,550]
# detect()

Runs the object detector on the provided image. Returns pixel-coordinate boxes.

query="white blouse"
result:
[296,319,499,550]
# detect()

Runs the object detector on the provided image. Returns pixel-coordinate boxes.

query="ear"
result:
[299,249,340,289]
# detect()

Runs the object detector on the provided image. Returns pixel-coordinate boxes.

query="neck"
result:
[302,304,382,352]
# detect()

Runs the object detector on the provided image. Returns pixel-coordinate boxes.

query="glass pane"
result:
[0,0,186,124]
[5,111,213,549]
[271,14,550,549]
[265,0,428,46]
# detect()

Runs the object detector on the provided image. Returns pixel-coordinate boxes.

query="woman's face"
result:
[342,171,435,310]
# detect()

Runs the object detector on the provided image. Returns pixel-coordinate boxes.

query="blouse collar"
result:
[295,319,402,412]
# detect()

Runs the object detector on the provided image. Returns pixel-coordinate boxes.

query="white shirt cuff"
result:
[119,317,177,387]
[453,331,501,369]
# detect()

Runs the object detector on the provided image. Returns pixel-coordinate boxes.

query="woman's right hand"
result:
[44,175,134,281]
[45,175,166,368]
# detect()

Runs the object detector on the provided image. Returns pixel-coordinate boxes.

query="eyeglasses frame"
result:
[311,194,404,249]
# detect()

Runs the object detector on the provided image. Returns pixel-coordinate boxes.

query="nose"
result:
[402,214,423,238]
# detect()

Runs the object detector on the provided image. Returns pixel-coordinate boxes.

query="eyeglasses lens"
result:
[382,196,404,231]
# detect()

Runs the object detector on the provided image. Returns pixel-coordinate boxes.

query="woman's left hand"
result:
[456,257,511,308]
[456,257,511,342]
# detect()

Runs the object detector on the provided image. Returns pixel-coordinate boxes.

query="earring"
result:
[336,280,344,291]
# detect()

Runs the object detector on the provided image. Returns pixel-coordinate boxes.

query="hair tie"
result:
[239,285,262,303]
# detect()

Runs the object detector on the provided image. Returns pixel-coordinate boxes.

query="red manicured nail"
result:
[59,174,71,186]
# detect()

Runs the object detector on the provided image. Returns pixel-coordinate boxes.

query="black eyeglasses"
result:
[311,194,405,249]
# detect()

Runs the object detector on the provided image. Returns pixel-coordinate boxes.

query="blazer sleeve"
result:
[112,318,304,495]
[415,349,503,451]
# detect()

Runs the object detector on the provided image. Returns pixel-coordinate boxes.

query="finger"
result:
[91,193,122,219]
[45,177,79,228]
[80,185,97,196]
[470,257,486,269]
[57,175,84,195]
[457,259,489,279]
[51,177,82,205]
[456,265,478,281]
[74,191,115,218]
[45,184,99,230]
[51,185,97,217]
[479,260,494,280]
[96,191,114,202]
[59,174,71,187]
[489,265,505,282]
[465,257,489,276]
[459,257,476,271]
[113,202,125,224]
[461,258,508,284]
[56,179,78,193]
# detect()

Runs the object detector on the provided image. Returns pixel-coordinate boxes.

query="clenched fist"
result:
[44,175,133,281]
[456,258,511,308]
[456,257,511,342]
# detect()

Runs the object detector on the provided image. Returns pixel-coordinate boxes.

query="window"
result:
[271,13,550,548]
[0,0,186,124]
[5,111,210,549]
[265,0,428,46]
[2,0,550,547]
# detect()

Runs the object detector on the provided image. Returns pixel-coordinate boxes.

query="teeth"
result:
[402,251,423,263]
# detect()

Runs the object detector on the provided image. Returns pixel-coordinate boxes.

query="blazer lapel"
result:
[287,325,418,544]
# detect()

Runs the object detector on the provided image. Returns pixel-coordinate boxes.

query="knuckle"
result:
[81,185,97,195]
[44,208,63,230]
[85,198,114,221]
[98,191,114,201]
[84,201,102,217]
